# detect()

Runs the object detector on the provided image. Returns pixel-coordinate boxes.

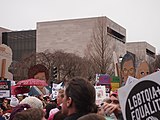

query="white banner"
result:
[0,90,10,98]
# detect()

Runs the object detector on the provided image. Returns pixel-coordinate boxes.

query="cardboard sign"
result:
[121,53,135,83]
[0,80,11,98]
[118,71,160,120]
[0,44,13,80]
[136,60,150,79]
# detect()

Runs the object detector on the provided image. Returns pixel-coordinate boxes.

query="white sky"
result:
[1,0,160,53]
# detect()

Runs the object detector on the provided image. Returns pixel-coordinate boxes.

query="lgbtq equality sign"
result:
[118,71,160,120]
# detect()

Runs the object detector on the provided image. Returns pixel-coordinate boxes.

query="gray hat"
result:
[10,97,19,107]
[20,96,43,109]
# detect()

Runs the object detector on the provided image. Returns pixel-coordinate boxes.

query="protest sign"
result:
[0,80,11,98]
[95,85,107,105]
[118,71,160,120]
[111,76,120,91]
[121,53,135,83]
[136,60,150,79]
[0,44,13,80]
[96,74,111,84]
[51,82,63,100]
[96,74,111,93]
[125,76,138,86]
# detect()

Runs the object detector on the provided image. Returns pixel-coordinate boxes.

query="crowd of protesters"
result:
[0,76,124,120]
[0,64,125,120]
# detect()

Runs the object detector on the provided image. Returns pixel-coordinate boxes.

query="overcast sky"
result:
[1,0,160,53]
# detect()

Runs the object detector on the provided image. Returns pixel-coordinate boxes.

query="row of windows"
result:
[146,49,155,58]
[8,42,35,50]
[2,30,36,61]
[107,27,125,44]
[13,49,35,61]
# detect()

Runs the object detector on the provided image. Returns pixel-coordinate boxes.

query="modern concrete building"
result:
[0,27,11,44]
[37,16,126,58]
[2,30,36,80]
[126,41,156,66]
[2,30,36,61]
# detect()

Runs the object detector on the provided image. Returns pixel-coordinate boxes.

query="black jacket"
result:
[64,113,83,120]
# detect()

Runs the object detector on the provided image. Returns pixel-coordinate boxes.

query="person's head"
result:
[12,108,45,120]
[56,89,64,106]
[77,113,105,120]
[16,94,25,102]
[1,98,10,111]
[98,92,120,117]
[121,53,135,82]
[45,103,57,119]
[43,95,50,103]
[53,111,66,120]
[28,64,49,82]
[10,104,31,120]
[10,97,19,108]
[20,96,43,109]
[101,91,119,107]
[136,60,150,79]
[62,77,97,116]
[110,91,119,104]
[2,99,9,106]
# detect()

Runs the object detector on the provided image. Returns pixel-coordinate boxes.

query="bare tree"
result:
[85,17,115,75]
[11,49,99,83]
[52,50,85,82]
[9,52,36,81]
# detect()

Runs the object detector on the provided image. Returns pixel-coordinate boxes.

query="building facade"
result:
[37,16,126,58]
[0,27,11,44]
[2,30,36,80]
[126,41,156,66]
[2,30,36,61]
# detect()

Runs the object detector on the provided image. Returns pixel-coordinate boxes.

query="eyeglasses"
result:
[123,68,134,75]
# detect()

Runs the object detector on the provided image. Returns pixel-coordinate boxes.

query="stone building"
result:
[0,27,11,44]
[2,30,36,61]
[37,16,126,58]
[126,41,156,66]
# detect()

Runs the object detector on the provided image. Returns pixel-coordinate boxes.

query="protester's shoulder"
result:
[64,113,83,120]
[0,116,5,120]
[116,111,124,120]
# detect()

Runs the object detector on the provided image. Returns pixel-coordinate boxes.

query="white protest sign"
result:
[95,85,107,105]
[118,71,160,120]
[51,82,63,100]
